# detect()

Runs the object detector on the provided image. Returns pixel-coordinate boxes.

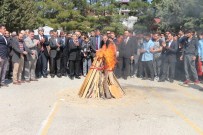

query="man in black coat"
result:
[59,31,69,76]
[117,30,135,80]
[68,34,82,79]
[0,24,9,87]
[49,30,63,78]
[159,33,178,83]
[11,33,32,84]
[35,27,50,78]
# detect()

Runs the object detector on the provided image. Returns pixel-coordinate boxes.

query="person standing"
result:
[49,30,63,78]
[35,27,49,78]
[90,29,103,57]
[159,33,178,83]
[24,30,39,82]
[152,32,163,79]
[181,30,199,84]
[4,31,13,80]
[59,31,69,76]
[11,33,32,85]
[68,34,82,79]
[140,33,155,81]
[117,30,135,80]
[81,36,92,76]
[0,24,9,87]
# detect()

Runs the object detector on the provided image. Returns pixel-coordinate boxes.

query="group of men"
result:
[123,30,201,84]
[0,23,202,87]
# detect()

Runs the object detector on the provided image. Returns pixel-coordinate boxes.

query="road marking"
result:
[37,101,61,135]
[174,83,203,105]
[138,79,203,135]
[152,90,203,135]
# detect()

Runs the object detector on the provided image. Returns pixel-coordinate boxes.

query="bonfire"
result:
[78,42,125,99]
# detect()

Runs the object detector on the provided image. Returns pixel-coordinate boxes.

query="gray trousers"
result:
[184,55,198,80]
[0,57,9,84]
[153,56,162,77]
[24,58,37,80]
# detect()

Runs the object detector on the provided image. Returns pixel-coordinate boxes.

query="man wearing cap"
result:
[35,27,49,78]
[180,30,199,84]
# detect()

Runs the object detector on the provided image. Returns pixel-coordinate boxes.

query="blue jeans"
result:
[83,58,92,75]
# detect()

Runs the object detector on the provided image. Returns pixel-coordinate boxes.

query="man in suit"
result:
[11,33,33,85]
[117,30,135,80]
[35,27,49,78]
[49,30,63,78]
[159,33,178,83]
[24,30,39,82]
[90,29,102,57]
[68,34,82,79]
[0,24,9,87]
[59,31,69,76]
[4,31,13,80]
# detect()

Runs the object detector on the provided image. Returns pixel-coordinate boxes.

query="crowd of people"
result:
[0,23,202,87]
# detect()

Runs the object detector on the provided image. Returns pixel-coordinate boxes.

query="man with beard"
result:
[11,33,32,85]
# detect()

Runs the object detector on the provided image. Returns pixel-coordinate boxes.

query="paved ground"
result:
[0,76,203,135]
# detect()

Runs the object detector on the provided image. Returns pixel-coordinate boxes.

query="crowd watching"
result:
[0,23,202,87]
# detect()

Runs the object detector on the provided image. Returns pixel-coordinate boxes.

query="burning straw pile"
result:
[78,43,125,99]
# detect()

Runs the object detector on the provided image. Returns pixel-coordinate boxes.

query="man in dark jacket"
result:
[159,33,178,83]
[0,24,9,87]
[181,30,199,84]
[68,34,82,79]
[59,31,69,76]
[117,30,135,79]
[35,27,50,78]
[11,33,32,84]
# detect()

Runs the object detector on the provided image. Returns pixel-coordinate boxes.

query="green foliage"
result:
[0,0,37,32]
[155,0,203,32]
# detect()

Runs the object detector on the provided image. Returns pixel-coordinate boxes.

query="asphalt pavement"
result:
[0,76,203,135]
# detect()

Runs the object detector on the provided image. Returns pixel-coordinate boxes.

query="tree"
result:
[0,0,37,32]
[155,0,203,32]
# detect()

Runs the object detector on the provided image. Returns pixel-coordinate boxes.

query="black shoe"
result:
[150,78,154,81]
[169,79,174,83]
[75,76,81,79]
[62,73,67,77]
[142,77,147,80]
[68,75,74,80]
[158,79,165,82]
[51,75,55,78]
[1,83,9,87]
[57,74,62,78]
[43,75,47,78]
[123,77,127,80]
[37,75,42,79]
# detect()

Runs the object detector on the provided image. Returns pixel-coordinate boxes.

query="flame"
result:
[96,42,117,70]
